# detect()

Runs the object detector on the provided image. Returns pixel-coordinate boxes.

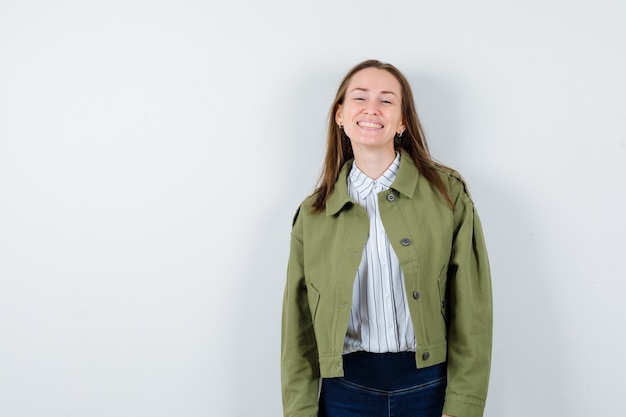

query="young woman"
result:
[281,60,492,417]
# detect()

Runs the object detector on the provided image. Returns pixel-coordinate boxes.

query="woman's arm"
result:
[281,207,320,417]
[442,182,493,417]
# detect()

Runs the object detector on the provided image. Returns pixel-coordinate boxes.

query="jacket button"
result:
[386,193,395,202]
[422,352,430,360]
[412,291,420,299]
[401,238,411,246]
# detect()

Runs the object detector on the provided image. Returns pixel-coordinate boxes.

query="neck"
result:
[352,146,397,179]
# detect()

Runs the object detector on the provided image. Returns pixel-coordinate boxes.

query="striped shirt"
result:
[343,153,417,354]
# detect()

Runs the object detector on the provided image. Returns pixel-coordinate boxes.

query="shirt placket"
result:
[371,181,398,351]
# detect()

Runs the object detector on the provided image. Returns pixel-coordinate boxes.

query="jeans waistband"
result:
[340,351,446,391]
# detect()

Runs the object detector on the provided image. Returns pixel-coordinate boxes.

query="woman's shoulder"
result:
[432,163,474,202]
[290,192,319,227]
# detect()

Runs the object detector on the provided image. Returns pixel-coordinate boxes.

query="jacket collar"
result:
[325,149,419,216]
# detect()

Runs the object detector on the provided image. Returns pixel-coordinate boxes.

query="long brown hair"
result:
[312,59,455,213]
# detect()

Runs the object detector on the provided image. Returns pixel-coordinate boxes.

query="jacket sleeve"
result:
[281,205,320,417]
[442,181,493,417]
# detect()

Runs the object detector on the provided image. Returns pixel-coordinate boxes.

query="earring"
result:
[397,131,403,138]
[338,124,343,130]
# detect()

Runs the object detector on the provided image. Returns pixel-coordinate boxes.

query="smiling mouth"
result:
[357,121,383,129]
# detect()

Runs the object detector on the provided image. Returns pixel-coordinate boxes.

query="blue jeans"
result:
[318,351,446,417]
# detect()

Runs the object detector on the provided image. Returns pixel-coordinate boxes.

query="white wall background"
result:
[1,1,624,416]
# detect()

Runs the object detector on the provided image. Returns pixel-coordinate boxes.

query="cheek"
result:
[345,105,359,117]
[385,112,402,127]
[394,112,405,127]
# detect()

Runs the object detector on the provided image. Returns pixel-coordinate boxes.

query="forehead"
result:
[347,68,402,94]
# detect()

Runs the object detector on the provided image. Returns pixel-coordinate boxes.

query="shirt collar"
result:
[348,153,400,199]
[326,150,419,216]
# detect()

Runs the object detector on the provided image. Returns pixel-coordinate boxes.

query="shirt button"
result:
[412,291,420,299]
[401,238,411,246]
[422,352,430,360]
[386,194,395,202]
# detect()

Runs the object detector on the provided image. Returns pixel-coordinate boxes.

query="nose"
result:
[364,102,378,115]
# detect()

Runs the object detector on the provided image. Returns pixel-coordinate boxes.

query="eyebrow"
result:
[349,87,398,96]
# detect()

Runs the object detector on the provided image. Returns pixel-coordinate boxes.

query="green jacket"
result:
[281,152,492,417]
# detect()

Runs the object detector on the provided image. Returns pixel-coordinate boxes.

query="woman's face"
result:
[335,68,405,154]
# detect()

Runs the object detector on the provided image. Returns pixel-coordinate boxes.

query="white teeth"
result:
[358,121,383,128]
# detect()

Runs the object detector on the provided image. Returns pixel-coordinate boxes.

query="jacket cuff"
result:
[443,393,486,417]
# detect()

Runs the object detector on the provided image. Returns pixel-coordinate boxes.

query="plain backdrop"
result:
[1,1,625,416]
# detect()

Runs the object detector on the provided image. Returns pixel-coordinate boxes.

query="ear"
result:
[335,104,343,126]
[399,117,406,134]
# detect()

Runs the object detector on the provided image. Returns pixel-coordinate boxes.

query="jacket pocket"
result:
[437,265,448,322]
[307,282,321,322]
